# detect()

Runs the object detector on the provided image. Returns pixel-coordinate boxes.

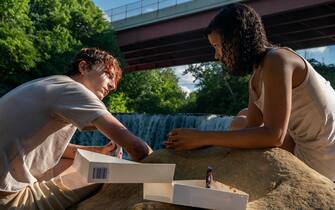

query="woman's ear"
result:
[78,60,88,75]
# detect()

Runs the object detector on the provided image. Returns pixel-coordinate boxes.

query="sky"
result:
[93,0,335,94]
[93,0,138,10]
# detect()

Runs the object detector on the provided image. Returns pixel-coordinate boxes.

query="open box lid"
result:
[73,149,175,183]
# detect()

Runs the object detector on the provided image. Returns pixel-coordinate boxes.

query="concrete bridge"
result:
[107,0,335,72]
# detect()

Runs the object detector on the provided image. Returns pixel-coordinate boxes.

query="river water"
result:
[71,114,233,156]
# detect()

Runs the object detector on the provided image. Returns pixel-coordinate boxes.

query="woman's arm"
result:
[166,50,294,151]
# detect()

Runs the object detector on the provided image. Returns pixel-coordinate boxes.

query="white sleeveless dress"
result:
[249,48,335,181]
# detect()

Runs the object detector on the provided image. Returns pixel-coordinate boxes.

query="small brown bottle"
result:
[206,166,213,188]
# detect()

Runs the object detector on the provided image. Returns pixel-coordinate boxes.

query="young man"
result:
[0,48,152,209]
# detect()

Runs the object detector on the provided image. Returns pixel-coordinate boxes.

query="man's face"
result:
[80,62,118,100]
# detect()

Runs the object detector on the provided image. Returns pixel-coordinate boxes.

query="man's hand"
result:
[62,142,117,159]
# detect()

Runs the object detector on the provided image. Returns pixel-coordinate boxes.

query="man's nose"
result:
[108,80,116,91]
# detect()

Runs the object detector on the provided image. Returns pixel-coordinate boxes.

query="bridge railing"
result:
[105,0,193,22]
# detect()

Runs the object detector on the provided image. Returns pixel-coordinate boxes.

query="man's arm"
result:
[92,113,152,161]
[81,125,97,131]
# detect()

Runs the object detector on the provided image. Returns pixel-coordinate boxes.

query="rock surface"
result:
[72,147,335,209]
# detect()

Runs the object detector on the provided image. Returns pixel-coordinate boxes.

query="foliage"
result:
[0,0,185,114]
[105,68,188,114]
[2,0,334,116]
[182,59,335,116]
[308,58,335,86]
[184,62,250,115]
[104,92,131,113]
[0,0,123,91]
[0,0,39,82]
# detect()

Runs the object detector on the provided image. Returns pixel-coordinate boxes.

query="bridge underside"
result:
[116,0,335,72]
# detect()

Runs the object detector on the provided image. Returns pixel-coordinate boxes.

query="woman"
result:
[165,3,335,181]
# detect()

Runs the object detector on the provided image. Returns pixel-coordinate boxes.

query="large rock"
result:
[72,148,335,209]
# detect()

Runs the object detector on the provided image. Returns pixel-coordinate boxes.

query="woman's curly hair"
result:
[205,3,273,75]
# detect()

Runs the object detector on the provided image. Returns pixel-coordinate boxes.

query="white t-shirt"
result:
[0,75,109,192]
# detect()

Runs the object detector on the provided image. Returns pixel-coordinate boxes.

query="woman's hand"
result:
[164,128,207,151]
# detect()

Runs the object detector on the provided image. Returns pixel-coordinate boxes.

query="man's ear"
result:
[78,60,88,75]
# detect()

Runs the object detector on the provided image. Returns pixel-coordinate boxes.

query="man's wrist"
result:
[128,140,149,161]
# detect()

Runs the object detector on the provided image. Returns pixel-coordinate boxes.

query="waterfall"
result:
[71,114,233,154]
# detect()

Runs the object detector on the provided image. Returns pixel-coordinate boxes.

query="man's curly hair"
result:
[205,3,273,75]
[66,48,122,86]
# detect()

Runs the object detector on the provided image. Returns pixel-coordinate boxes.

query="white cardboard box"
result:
[73,149,175,183]
[143,180,249,210]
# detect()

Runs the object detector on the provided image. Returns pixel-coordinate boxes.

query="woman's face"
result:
[208,31,223,60]
[207,31,234,70]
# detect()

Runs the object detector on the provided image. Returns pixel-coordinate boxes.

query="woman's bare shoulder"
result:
[262,48,300,75]
[265,48,303,68]
[263,48,306,86]
[265,48,291,63]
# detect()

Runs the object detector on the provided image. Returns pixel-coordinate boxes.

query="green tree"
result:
[0,0,123,94]
[28,0,122,77]
[184,59,335,116]
[105,68,188,114]
[308,58,335,86]
[184,62,250,115]
[104,92,131,113]
[0,0,40,86]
